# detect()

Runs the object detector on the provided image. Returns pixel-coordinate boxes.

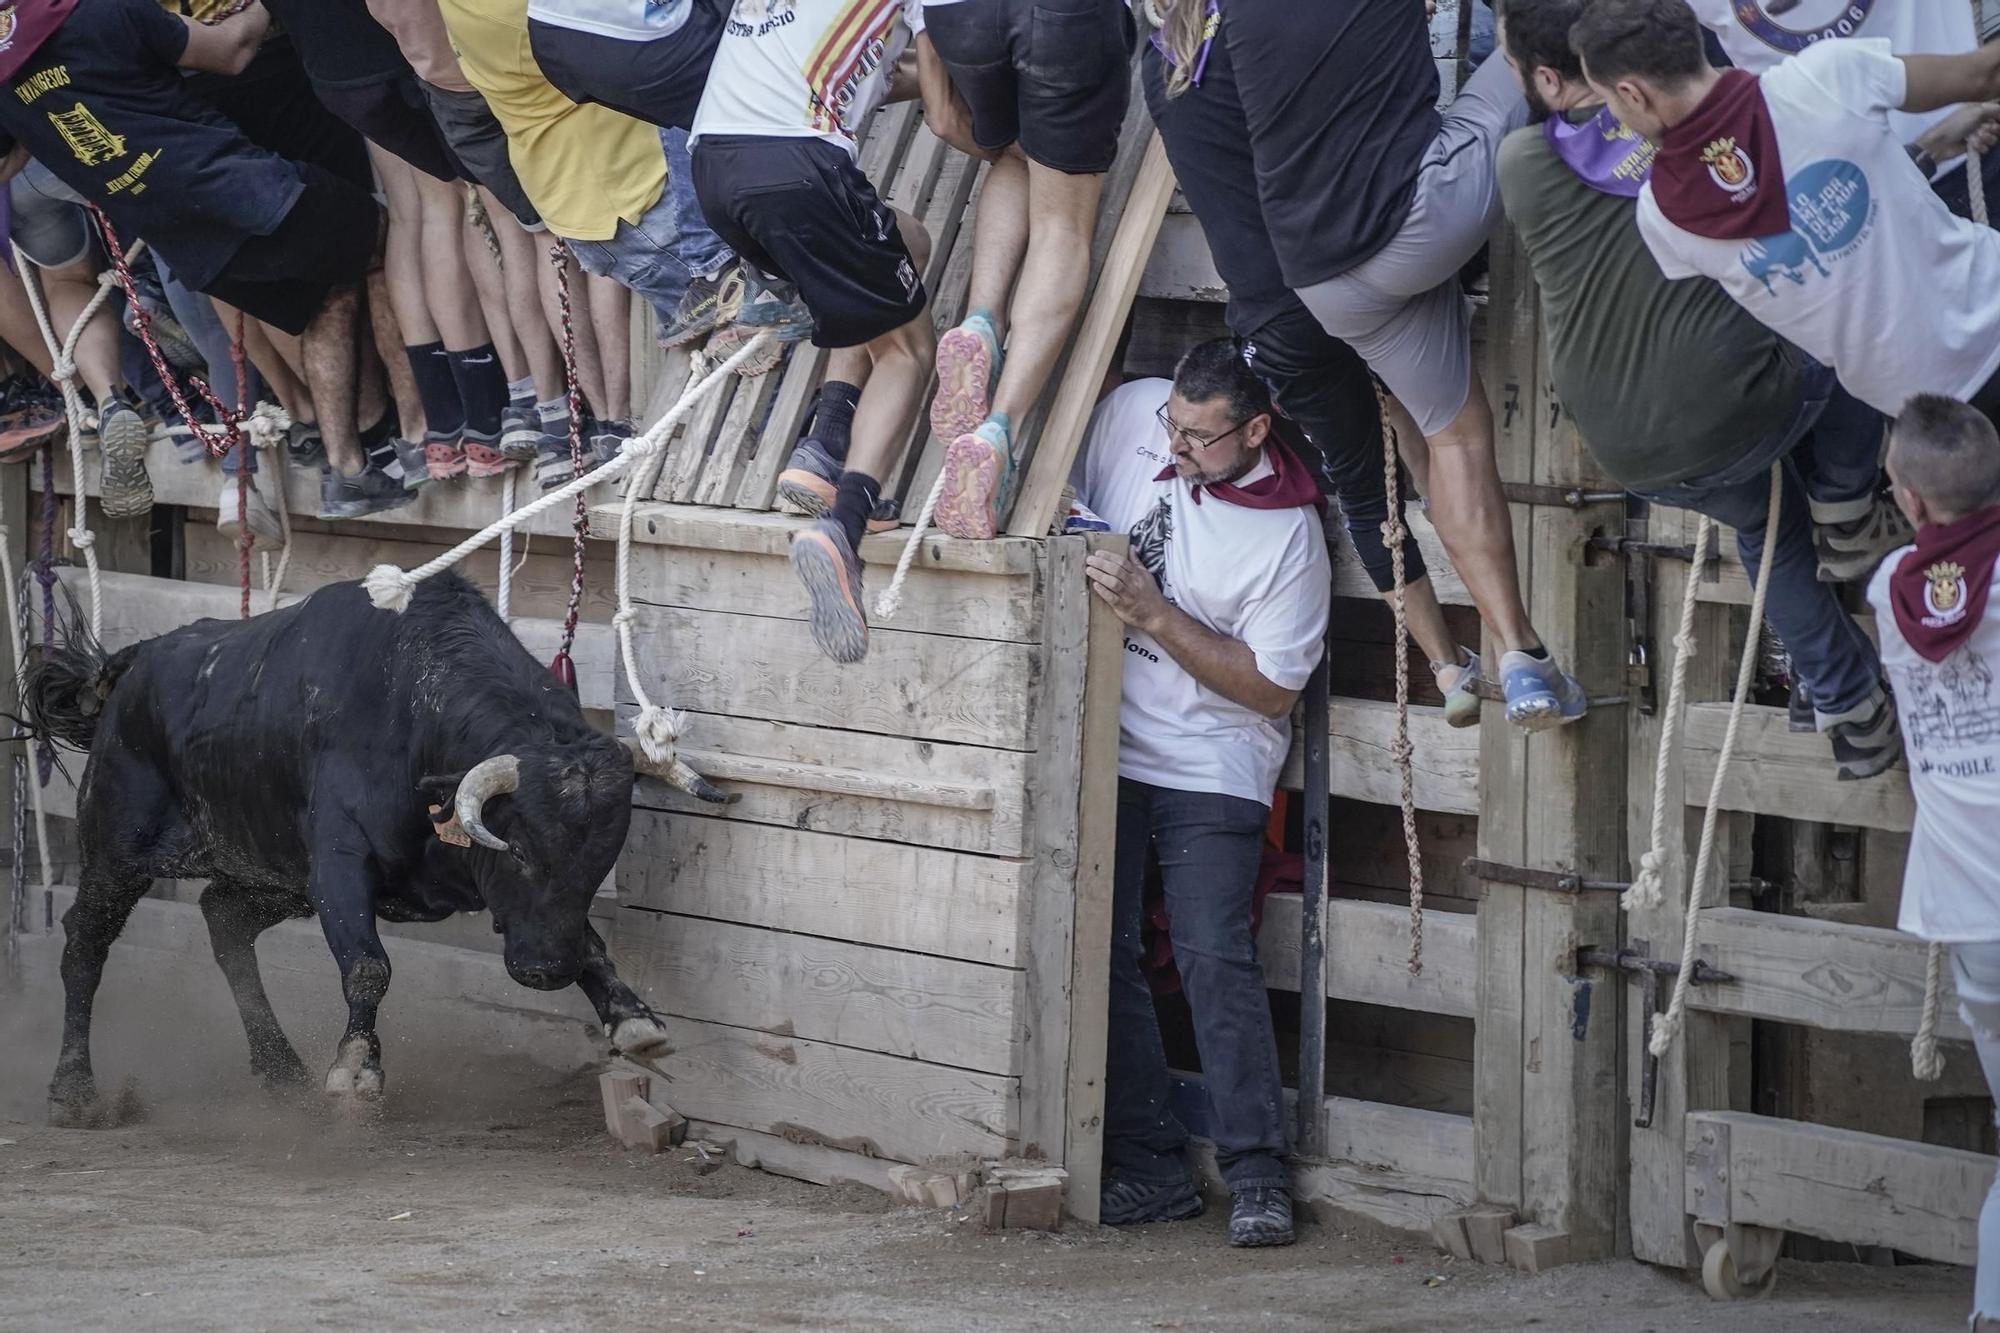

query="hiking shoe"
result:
[1812,492,1913,583]
[1435,647,1484,729]
[123,282,206,379]
[1229,1187,1295,1248]
[1788,678,1815,733]
[1826,686,1903,781]
[931,314,1000,445]
[536,437,579,492]
[288,420,325,469]
[1499,648,1589,731]
[320,465,416,520]
[935,420,1014,540]
[1099,1174,1204,1227]
[96,393,153,519]
[463,428,512,479]
[790,516,869,664]
[588,420,630,471]
[775,437,841,516]
[500,402,555,462]
[661,264,736,349]
[711,272,813,375]
[423,429,467,480]
[865,497,901,535]
[392,435,430,490]
[216,476,285,552]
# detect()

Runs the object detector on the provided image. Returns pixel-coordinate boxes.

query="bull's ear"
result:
[417,771,467,806]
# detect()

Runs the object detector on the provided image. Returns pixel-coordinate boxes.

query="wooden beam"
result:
[1278,698,1479,815]
[1683,702,1913,831]
[615,502,1041,577]
[1257,894,1478,1019]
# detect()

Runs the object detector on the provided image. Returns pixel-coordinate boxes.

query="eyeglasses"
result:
[1156,404,1263,450]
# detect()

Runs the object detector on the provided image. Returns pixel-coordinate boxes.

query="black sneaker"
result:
[1827,686,1903,782]
[392,436,430,491]
[536,436,578,492]
[499,402,553,462]
[1099,1174,1204,1227]
[588,419,630,471]
[661,265,736,349]
[96,392,152,519]
[1812,492,1913,584]
[288,420,326,469]
[1228,1186,1295,1248]
[320,465,417,520]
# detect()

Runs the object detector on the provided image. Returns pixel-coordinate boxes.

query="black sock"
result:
[448,343,508,437]
[403,342,463,438]
[830,470,881,549]
[1522,641,1550,662]
[808,380,862,465]
[361,412,397,472]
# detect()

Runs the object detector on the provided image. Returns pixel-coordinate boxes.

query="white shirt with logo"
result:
[1073,379,1331,807]
[1637,40,2000,415]
[1868,547,2000,942]
[1684,0,1976,160]
[691,0,920,153]
[525,0,693,40]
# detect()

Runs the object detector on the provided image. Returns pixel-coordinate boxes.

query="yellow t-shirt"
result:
[434,0,664,242]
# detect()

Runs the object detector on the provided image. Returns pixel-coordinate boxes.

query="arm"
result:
[1914,99,2000,168]
[175,2,270,77]
[1899,46,2000,115]
[1085,548,1302,718]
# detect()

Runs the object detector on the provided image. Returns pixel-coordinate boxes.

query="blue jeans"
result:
[1952,942,2000,1322]
[1638,358,1883,721]
[1105,778,1288,1193]
[155,254,265,475]
[567,127,732,325]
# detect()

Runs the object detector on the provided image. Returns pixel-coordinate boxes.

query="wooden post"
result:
[1471,224,1626,1261]
[1294,644,1332,1157]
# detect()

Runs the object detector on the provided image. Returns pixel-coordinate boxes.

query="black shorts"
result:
[184,39,374,190]
[317,73,464,184]
[691,135,925,349]
[923,0,1134,174]
[420,81,545,231]
[204,166,381,336]
[527,0,724,128]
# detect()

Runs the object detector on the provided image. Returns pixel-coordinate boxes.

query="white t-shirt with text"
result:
[1637,40,2000,414]
[525,0,694,40]
[1868,547,2000,943]
[1074,379,1331,807]
[691,0,920,153]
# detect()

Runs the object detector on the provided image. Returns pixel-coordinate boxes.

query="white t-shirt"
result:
[691,0,920,152]
[1684,0,1976,163]
[1637,40,2000,415]
[525,0,693,40]
[1867,547,2000,942]
[1073,380,1332,806]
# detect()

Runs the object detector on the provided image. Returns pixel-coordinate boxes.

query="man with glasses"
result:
[1070,337,1330,1248]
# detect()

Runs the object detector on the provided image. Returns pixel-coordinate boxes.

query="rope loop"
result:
[66,527,94,551]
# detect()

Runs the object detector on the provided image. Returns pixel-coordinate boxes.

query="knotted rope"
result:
[547,243,591,688]
[1375,383,1426,974]
[1624,515,1708,915]
[876,465,949,620]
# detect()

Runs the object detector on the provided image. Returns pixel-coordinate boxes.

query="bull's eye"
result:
[509,845,531,871]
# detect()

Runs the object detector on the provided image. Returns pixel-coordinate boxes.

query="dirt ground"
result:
[0,908,1980,1333]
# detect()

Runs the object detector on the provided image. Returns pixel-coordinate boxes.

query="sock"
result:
[536,395,569,427]
[447,343,508,438]
[361,413,397,472]
[1521,642,1550,662]
[809,380,861,464]
[507,375,535,407]
[404,342,464,438]
[830,470,881,549]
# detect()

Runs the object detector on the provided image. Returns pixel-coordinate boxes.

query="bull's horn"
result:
[619,738,739,806]
[454,754,521,851]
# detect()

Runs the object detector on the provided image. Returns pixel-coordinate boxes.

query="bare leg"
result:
[228,308,315,426]
[1390,575,1457,673]
[484,190,565,401]
[42,259,124,405]
[367,268,423,438]
[0,268,56,377]
[301,282,367,475]
[414,169,490,352]
[585,272,630,423]
[462,190,527,382]
[988,158,1099,422]
[538,244,607,416]
[964,148,1029,336]
[1423,372,1536,654]
[849,316,936,485]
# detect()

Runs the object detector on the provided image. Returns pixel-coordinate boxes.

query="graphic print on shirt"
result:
[1738,158,1873,295]
[1893,645,2000,764]
[755,0,900,138]
[49,101,123,166]
[1129,496,1174,585]
[1731,2,1880,55]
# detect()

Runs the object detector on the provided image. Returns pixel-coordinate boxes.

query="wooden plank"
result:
[1684,702,1914,832]
[631,711,1030,856]
[657,356,737,504]
[1687,1110,1996,1267]
[693,1120,906,1191]
[1689,906,1969,1042]
[615,501,1040,575]
[637,1013,1016,1164]
[692,366,782,508]
[1278,699,1479,815]
[1185,1136,1474,1237]
[613,603,1039,751]
[611,909,1023,1075]
[617,813,1028,967]
[1136,211,1227,303]
[1323,1097,1474,1186]
[1258,894,1478,1019]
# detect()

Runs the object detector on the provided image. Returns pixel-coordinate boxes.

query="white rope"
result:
[1624,515,1710,914]
[365,332,773,767]
[0,528,53,898]
[874,465,949,620]
[1912,940,1948,1081]
[497,468,516,623]
[1650,461,1783,1059]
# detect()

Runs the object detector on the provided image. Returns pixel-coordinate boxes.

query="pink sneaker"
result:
[931,321,996,445]
[934,428,1010,541]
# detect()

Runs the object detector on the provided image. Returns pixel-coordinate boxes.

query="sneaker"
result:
[866,496,901,535]
[287,420,325,470]
[1499,648,1590,731]
[0,397,65,464]
[1099,1174,1203,1227]
[536,437,578,492]
[96,393,153,519]
[216,476,285,551]
[711,272,813,375]
[320,465,417,520]
[393,436,430,491]
[789,516,869,664]
[661,264,736,349]
[1825,686,1903,781]
[1229,1187,1295,1248]
[499,402,555,462]
[935,420,1014,541]
[423,429,467,480]
[1788,678,1815,734]
[122,278,206,379]
[1435,647,1484,729]
[1813,492,1913,584]
[588,420,630,471]
[931,314,1000,446]
[775,436,841,516]
[463,428,512,479]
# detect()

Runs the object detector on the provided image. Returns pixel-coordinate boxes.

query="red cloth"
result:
[1651,69,1790,241]
[0,1,79,82]
[1888,507,2000,663]
[1154,438,1329,519]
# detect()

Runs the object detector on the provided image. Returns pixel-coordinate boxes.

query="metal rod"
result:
[1294,641,1332,1158]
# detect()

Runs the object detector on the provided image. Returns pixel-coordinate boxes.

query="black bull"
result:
[24,573,725,1122]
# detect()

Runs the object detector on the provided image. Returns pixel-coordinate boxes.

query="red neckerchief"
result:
[1651,69,1790,240]
[1154,439,1328,517]
[0,0,79,83]
[1889,507,2000,663]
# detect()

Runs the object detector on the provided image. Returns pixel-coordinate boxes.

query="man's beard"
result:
[1522,77,1552,124]
[1181,454,1258,488]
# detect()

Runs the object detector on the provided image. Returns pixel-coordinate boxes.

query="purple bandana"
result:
[1148,1,1218,88]
[1544,104,1656,198]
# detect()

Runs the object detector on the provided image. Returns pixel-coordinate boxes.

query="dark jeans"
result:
[1638,357,1883,721]
[1106,778,1288,1192]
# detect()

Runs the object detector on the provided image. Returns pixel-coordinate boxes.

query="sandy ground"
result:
[0,908,1980,1332]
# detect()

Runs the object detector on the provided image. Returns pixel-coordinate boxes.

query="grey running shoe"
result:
[288,420,325,469]
[1229,1187,1295,1248]
[96,392,153,519]
[588,420,630,471]
[789,516,869,664]
[661,265,736,349]
[536,436,578,492]
[775,437,840,515]
[499,402,553,462]
[1812,492,1913,584]
[1826,686,1903,782]
[320,465,417,520]
[393,436,430,491]
[1099,1174,1204,1227]
[710,271,813,375]
[1436,646,1484,729]
[1499,648,1590,731]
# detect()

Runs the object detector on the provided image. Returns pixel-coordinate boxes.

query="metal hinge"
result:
[1576,944,1737,1129]
[1502,482,1627,510]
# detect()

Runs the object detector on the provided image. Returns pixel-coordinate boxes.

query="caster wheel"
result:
[1702,1238,1778,1300]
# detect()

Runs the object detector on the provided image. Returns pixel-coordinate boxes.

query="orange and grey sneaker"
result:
[776,436,841,516]
[930,313,999,446]
[463,428,512,478]
[935,418,1014,541]
[423,429,468,480]
[790,515,869,664]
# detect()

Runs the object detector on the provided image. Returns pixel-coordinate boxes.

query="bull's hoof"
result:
[48,1080,144,1129]
[323,1036,385,1117]
[610,1017,673,1061]
[254,1045,312,1089]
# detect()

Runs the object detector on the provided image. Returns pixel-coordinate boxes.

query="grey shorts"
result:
[418,81,546,233]
[8,158,96,270]
[1293,53,1526,437]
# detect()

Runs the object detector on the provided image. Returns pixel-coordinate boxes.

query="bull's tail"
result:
[14,587,133,752]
